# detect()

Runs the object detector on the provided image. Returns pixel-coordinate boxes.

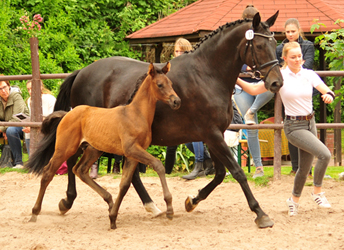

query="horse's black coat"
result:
[53,12,282,227]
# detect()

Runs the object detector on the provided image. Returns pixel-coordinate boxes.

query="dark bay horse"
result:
[27,63,181,229]
[42,12,282,228]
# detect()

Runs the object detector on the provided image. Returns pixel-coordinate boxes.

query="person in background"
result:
[22,80,69,175]
[23,80,56,155]
[0,77,29,169]
[233,5,267,178]
[245,18,315,125]
[164,37,214,179]
[275,18,317,176]
[236,42,334,216]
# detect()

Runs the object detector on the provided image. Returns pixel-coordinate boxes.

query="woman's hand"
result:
[22,127,30,133]
[321,93,334,104]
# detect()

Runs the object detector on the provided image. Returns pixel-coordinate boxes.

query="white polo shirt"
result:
[280,66,323,116]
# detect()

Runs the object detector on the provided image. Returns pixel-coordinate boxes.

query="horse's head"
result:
[148,62,181,110]
[241,11,283,93]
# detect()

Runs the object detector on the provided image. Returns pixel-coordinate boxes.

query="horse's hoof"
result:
[144,202,163,217]
[58,199,70,215]
[255,215,274,228]
[166,211,174,220]
[110,217,117,229]
[28,214,37,222]
[185,195,197,212]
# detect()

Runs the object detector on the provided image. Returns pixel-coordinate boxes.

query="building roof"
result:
[127,0,344,43]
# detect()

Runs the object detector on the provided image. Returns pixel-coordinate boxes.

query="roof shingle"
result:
[127,0,344,41]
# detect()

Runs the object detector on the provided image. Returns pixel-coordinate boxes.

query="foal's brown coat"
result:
[29,63,181,229]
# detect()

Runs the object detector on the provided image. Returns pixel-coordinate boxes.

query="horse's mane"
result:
[184,18,252,55]
[126,67,165,105]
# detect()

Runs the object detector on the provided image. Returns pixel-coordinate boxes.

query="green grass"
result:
[2,154,344,189]
[105,165,344,188]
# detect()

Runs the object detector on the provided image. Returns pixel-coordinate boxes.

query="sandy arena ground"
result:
[0,171,343,250]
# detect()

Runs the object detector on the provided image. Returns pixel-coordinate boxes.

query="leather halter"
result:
[243,29,279,81]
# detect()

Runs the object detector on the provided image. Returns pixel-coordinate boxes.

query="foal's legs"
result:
[185,133,273,228]
[127,147,173,219]
[109,158,139,229]
[74,146,114,212]
[29,155,69,222]
[109,146,173,229]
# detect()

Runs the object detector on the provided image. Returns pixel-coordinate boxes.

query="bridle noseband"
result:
[243,29,279,80]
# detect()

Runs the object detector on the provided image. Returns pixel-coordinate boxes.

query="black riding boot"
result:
[182,162,204,180]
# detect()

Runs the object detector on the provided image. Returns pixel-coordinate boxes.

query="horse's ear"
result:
[252,12,261,30]
[162,62,171,74]
[148,63,156,77]
[266,11,279,28]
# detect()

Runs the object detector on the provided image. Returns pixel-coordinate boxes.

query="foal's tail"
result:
[25,111,68,175]
[54,70,81,111]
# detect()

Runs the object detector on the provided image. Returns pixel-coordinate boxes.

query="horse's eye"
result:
[256,45,263,50]
[157,83,163,88]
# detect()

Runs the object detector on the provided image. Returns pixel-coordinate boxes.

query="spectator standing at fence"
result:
[22,80,56,155]
[0,77,29,168]
[233,5,267,178]
[236,42,334,216]
[164,37,214,179]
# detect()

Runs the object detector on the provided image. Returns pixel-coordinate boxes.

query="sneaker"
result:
[13,164,24,169]
[286,197,299,216]
[244,109,256,125]
[253,168,264,178]
[311,192,331,208]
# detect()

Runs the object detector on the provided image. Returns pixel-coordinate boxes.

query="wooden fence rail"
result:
[0,63,343,179]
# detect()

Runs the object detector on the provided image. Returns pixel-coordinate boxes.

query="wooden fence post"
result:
[29,37,43,155]
[334,77,342,166]
[273,93,283,180]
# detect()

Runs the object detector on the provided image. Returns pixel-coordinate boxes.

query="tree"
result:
[0,0,197,99]
[311,20,344,122]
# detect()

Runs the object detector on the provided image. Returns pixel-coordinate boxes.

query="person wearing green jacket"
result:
[0,78,29,168]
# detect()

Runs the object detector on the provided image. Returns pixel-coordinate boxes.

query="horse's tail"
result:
[26,111,68,175]
[54,70,80,111]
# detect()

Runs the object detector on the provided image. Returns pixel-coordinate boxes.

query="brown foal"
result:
[28,63,181,229]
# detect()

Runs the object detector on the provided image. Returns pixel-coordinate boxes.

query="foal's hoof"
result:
[185,195,197,212]
[255,215,274,228]
[166,211,174,220]
[28,214,37,223]
[58,199,70,215]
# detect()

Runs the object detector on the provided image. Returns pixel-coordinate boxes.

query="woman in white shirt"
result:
[23,80,56,155]
[236,42,334,216]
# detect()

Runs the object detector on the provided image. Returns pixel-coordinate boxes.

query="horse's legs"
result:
[74,146,114,212]
[131,164,163,216]
[29,156,68,222]
[58,149,82,215]
[185,134,274,228]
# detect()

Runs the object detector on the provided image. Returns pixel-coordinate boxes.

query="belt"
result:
[286,112,314,121]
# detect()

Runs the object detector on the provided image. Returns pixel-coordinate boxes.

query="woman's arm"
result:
[236,78,268,95]
[316,83,334,104]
